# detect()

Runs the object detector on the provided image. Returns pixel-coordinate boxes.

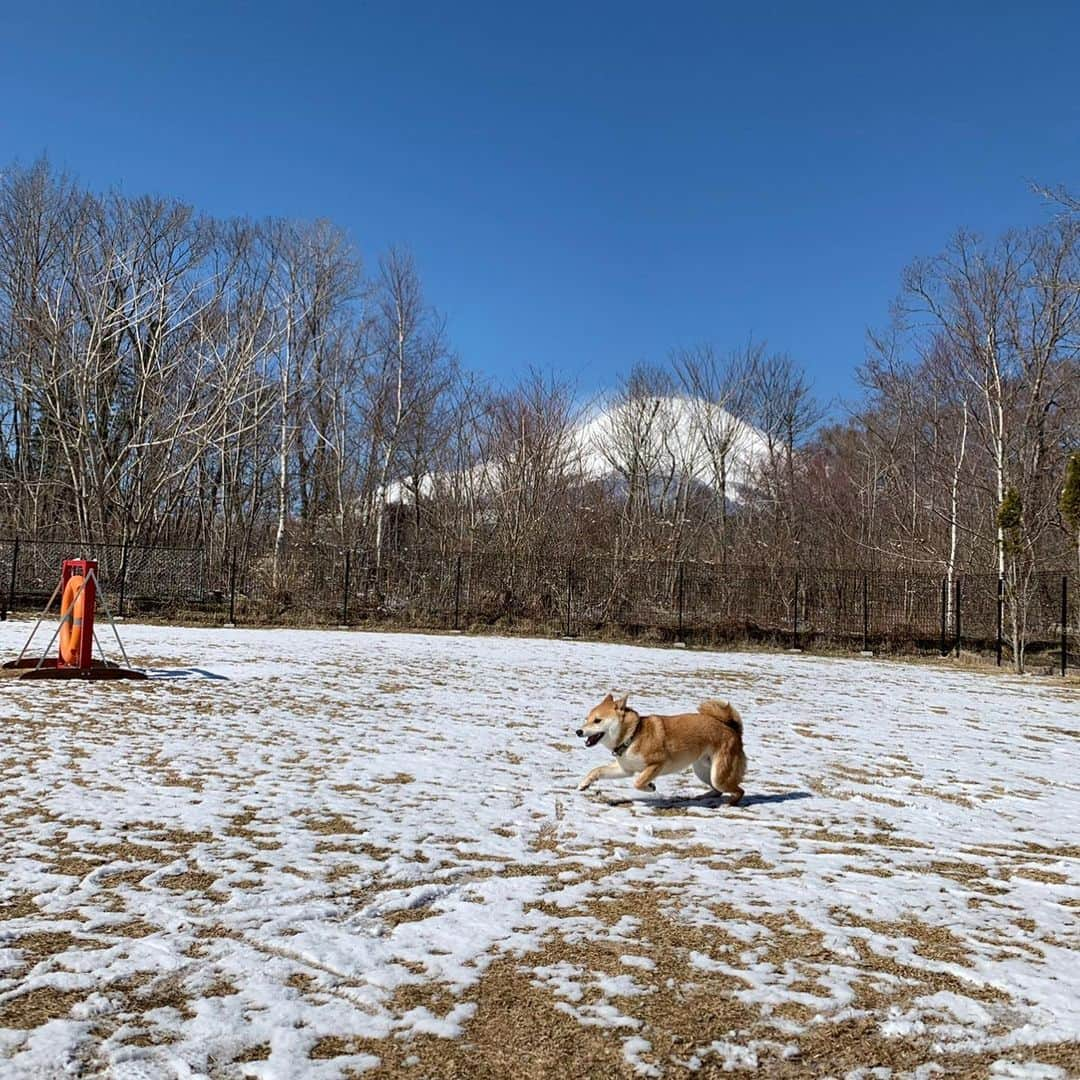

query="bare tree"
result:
[477,370,583,556]
[672,340,759,557]
[589,363,698,558]
[748,351,823,559]
[894,223,1080,668]
[362,248,450,564]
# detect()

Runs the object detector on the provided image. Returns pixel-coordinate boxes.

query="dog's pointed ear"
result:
[602,692,613,704]
[614,693,628,712]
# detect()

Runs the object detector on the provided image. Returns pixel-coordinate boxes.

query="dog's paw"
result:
[577,778,593,791]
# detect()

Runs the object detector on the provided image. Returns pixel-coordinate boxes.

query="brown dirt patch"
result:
[234,1042,272,1062]
[91,841,179,865]
[0,894,39,920]
[9,929,109,966]
[1011,867,1069,885]
[922,860,1010,894]
[124,972,197,1018]
[530,823,560,852]
[305,813,360,835]
[856,915,972,966]
[160,869,219,893]
[787,1018,1078,1078]
[48,855,107,877]
[108,918,160,939]
[0,986,86,1028]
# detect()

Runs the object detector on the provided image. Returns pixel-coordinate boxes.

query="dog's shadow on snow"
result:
[598,790,813,811]
[735,791,813,808]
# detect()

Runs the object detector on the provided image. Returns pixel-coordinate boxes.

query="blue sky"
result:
[2,2,1077,415]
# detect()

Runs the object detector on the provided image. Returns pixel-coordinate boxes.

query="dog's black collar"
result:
[612,717,641,757]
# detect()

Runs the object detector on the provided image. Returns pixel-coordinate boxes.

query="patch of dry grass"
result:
[0,894,39,920]
[8,928,109,967]
[304,812,361,835]
[160,868,220,894]
[0,986,87,1029]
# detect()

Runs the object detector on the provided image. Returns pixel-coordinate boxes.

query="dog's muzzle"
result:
[578,729,604,748]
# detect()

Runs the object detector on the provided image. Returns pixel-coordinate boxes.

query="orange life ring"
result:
[60,575,86,665]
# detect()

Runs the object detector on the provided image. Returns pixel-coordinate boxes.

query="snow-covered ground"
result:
[0,622,1077,1079]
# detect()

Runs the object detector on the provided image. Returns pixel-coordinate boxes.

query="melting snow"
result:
[0,622,1077,1076]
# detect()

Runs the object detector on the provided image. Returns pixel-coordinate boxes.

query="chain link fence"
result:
[1,537,1076,671]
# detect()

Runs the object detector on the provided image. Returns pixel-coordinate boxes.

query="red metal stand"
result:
[2,558,146,680]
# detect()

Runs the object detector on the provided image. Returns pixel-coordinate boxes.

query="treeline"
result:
[835,214,1080,663]
[0,160,822,568]
[1,160,1078,660]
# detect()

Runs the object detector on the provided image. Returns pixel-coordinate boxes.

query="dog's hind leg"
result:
[709,753,744,807]
[692,756,724,802]
[693,755,712,789]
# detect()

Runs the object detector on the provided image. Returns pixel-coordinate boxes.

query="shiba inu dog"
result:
[575,693,746,805]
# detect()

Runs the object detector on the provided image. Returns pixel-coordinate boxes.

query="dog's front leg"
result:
[633,764,662,792]
[578,763,626,791]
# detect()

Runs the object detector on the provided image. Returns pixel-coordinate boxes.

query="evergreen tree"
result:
[997,487,1024,556]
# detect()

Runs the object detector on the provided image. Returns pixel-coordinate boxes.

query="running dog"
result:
[575,693,746,805]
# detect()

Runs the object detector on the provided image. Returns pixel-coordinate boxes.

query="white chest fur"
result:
[613,746,646,773]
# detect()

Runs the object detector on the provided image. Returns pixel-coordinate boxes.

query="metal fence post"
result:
[228,550,237,625]
[676,562,685,640]
[117,540,130,618]
[862,574,869,652]
[996,576,1003,666]
[940,578,947,656]
[453,554,462,630]
[360,548,371,608]
[1063,576,1069,678]
[565,559,573,637]
[341,549,352,626]
[4,537,17,619]
[792,571,800,649]
[954,578,962,657]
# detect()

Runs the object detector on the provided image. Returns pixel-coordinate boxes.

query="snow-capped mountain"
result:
[385,394,768,504]
[573,394,767,493]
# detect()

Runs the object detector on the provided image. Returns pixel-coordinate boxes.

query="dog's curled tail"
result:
[699,698,742,735]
